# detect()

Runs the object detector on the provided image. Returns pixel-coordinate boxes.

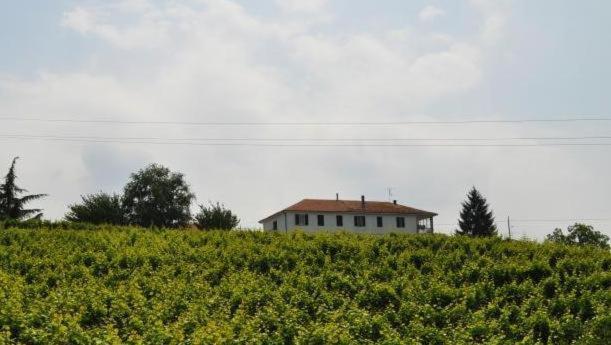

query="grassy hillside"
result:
[0,228,609,344]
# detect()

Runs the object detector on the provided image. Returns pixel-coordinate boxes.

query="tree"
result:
[122,164,194,228]
[0,157,47,221]
[65,192,127,225]
[456,187,497,237]
[546,223,609,249]
[545,228,569,245]
[195,202,239,230]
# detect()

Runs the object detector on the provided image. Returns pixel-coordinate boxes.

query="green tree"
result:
[546,223,609,249]
[195,202,239,230]
[122,164,194,228]
[545,228,569,245]
[65,192,127,225]
[0,157,47,221]
[456,187,497,237]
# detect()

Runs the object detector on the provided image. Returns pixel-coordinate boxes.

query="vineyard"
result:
[0,227,609,344]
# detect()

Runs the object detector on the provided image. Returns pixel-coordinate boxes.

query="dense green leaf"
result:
[0,227,609,344]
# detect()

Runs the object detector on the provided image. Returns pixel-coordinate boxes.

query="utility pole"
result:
[507,216,512,239]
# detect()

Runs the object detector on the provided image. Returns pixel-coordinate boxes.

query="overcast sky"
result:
[1,0,610,238]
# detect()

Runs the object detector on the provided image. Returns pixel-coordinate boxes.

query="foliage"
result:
[0,228,609,344]
[456,187,497,237]
[0,157,47,221]
[195,202,239,230]
[65,192,127,225]
[0,219,110,231]
[546,223,610,249]
[122,164,195,228]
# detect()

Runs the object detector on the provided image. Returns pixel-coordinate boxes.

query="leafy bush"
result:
[65,192,127,225]
[194,202,239,230]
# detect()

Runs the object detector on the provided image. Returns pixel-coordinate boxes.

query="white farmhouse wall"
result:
[262,212,288,231]
[262,212,421,234]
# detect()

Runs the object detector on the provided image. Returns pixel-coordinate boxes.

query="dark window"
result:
[396,217,405,228]
[377,216,383,227]
[354,216,366,227]
[273,220,278,230]
[295,214,309,226]
[317,215,325,226]
[336,215,343,227]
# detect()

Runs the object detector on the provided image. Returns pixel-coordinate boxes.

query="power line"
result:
[2,135,611,147]
[1,116,611,126]
[1,134,611,142]
[511,218,611,223]
[436,218,611,227]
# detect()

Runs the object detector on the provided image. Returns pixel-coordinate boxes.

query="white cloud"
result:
[418,5,445,22]
[1,0,498,226]
[61,7,95,34]
[2,0,607,238]
[62,5,170,49]
[469,0,510,44]
[275,0,329,13]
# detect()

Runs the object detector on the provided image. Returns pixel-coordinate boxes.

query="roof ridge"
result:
[302,198,395,202]
[259,198,437,223]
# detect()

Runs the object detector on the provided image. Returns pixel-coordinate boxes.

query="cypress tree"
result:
[0,157,47,221]
[456,187,497,237]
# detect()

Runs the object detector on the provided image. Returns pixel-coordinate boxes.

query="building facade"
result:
[260,197,437,234]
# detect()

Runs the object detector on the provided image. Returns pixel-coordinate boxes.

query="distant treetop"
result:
[0,157,47,221]
[456,187,497,237]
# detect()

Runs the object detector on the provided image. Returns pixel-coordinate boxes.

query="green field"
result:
[0,228,609,344]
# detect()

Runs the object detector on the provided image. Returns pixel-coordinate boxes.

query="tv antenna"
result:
[387,187,395,202]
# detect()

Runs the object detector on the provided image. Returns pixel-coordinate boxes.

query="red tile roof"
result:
[260,199,437,223]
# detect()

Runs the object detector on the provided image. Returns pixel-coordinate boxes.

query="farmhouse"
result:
[260,196,437,234]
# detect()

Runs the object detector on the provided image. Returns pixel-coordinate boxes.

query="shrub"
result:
[531,312,551,343]
[542,278,557,298]
[65,192,127,225]
[194,202,239,231]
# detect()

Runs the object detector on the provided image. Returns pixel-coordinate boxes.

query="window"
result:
[377,216,383,227]
[354,216,366,227]
[336,215,343,227]
[295,214,309,226]
[273,220,278,230]
[396,217,405,228]
[317,215,325,226]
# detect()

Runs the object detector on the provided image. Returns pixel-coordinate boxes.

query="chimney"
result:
[361,195,365,207]
[393,200,397,205]
[336,193,339,201]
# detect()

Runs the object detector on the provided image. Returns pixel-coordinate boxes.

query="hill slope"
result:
[0,228,609,344]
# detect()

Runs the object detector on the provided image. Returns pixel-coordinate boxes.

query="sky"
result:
[1,0,610,239]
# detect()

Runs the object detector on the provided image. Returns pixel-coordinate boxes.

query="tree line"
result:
[1,157,609,248]
[456,187,609,249]
[0,158,238,230]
